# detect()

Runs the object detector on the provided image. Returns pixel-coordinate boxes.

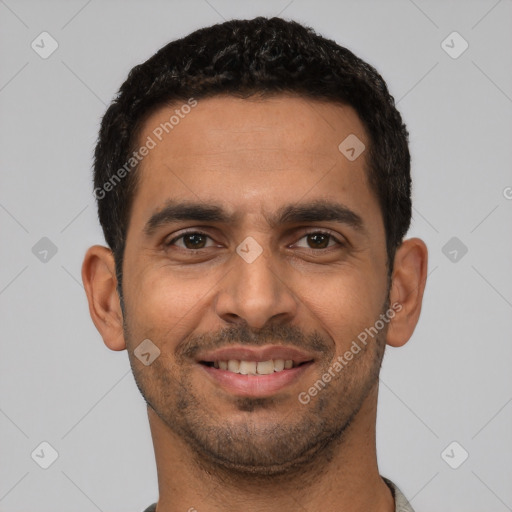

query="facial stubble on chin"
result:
[124,301,389,479]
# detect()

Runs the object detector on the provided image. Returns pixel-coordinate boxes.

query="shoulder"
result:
[382,477,415,512]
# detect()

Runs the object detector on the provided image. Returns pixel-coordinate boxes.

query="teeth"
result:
[239,361,257,375]
[227,359,240,372]
[213,359,295,375]
[274,359,285,372]
[256,360,274,375]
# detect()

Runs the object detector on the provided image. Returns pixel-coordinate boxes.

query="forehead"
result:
[140,95,366,161]
[130,95,379,231]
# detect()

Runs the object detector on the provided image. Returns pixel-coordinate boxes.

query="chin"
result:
[189,430,339,479]
[171,404,353,481]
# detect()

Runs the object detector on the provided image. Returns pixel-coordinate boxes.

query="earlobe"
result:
[81,245,126,351]
[386,238,428,348]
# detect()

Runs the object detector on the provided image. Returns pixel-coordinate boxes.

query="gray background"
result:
[1,0,511,511]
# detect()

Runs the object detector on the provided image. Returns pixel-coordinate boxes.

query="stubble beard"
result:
[125,305,388,480]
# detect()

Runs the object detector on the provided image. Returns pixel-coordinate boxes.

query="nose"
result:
[214,244,299,330]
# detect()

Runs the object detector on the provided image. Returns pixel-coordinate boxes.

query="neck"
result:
[148,385,394,512]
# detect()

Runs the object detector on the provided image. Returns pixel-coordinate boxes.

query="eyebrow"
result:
[143,199,365,236]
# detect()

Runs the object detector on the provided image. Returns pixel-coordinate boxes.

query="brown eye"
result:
[166,232,213,250]
[294,231,342,250]
[182,233,207,249]
[306,233,330,249]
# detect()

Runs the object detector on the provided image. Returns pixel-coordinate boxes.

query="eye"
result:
[165,231,216,250]
[293,231,344,250]
[164,230,344,252]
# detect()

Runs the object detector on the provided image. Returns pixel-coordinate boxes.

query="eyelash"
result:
[164,229,345,251]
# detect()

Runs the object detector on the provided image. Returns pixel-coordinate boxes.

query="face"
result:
[121,95,390,474]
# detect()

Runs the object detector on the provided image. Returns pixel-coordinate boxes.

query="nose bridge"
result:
[215,239,297,328]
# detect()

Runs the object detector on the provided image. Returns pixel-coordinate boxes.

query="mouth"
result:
[196,346,315,397]
[201,358,306,374]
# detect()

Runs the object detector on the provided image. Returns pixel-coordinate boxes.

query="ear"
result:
[81,245,126,351]
[386,238,428,348]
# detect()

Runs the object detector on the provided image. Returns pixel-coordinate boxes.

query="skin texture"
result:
[82,95,428,512]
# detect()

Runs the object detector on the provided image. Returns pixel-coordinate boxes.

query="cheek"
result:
[301,265,387,349]
[125,264,214,342]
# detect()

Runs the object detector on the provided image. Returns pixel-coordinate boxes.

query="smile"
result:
[197,346,315,397]
[203,359,302,375]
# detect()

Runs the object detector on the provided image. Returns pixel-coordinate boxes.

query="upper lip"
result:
[196,345,315,364]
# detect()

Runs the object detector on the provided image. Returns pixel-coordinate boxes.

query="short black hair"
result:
[93,16,411,290]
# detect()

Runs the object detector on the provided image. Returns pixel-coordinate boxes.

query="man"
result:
[82,17,428,512]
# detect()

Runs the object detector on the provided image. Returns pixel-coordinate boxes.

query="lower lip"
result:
[200,363,313,397]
